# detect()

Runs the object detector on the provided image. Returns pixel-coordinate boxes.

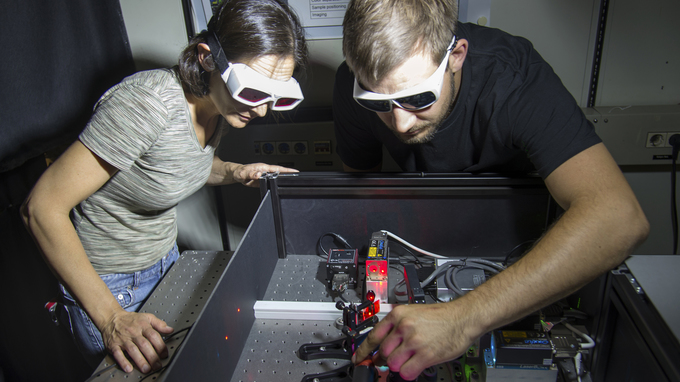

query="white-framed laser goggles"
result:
[221,62,304,111]
[353,35,457,113]
[205,31,304,111]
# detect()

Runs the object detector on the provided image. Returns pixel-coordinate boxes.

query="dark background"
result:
[0,1,135,380]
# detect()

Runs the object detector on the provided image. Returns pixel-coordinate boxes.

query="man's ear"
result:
[449,38,468,73]
[197,43,214,72]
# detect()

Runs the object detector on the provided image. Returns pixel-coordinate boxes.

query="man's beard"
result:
[395,73,458,145]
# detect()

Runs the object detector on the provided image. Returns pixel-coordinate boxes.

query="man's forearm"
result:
[455,193,648,338]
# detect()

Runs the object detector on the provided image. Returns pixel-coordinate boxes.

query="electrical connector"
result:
[326,248,358,291]
[403,264,426,304]
[366,232,389,303]
[330,273,350,293]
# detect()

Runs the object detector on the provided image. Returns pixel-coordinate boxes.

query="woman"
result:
[21,0,307,374]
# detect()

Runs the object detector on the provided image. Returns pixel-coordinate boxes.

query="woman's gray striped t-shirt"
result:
[73,69,221,274]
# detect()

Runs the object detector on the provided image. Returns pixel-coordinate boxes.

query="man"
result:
[333,0,649,380]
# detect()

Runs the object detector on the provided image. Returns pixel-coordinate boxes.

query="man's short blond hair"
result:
[342,0,458,88]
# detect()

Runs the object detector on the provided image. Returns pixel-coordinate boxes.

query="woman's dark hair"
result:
[178,0,307,97]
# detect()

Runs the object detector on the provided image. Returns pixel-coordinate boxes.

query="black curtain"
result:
[0,1,134,381]
[0,0,134,172]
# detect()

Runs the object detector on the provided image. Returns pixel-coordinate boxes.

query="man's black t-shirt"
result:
[333,22,601,178]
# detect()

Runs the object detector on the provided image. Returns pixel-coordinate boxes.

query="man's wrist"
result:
[445,289,496,340]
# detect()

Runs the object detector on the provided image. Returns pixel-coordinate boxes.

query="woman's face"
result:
[208,54,297,128]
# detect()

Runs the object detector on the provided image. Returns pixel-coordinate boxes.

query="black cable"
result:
[396,254,431,269]
[164,325,192,340]
[139,326,194,381]
[426,289,445,303]
[390,243,424,267]
[503,240,535,266]
[433,259,506,300]
[335,292,349,303]
[671,134,680,254]
[316,232,353,258]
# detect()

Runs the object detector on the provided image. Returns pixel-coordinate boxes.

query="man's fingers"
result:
[352,339,373,364]
[382,342,415,377]
[353,328,381,363]
[352,318,395,363]
[398,352,433,381]
[371,349,387,367]
[377,326,405,360]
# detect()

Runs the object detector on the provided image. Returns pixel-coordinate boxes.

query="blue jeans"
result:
[59,244,180,368]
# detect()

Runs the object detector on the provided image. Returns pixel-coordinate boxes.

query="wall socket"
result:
[254,141,309,155]
[260,141,276,155]
[646,132,680,148]
[646,132,667,147]
[667,132,680,147]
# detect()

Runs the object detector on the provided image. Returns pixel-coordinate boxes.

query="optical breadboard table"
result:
[87,250,232,382]
[88,174,565,382]
[87,253,450,382]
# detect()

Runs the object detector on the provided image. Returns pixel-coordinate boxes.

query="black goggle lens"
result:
[356,99,391,112]
[357,91,437,112]
[394,92,437,110]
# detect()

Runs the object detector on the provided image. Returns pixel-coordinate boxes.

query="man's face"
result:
[368,53,459,144]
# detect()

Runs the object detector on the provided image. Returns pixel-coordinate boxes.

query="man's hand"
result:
[232,163,298,187]
[100,310,174,374]
[351,143,649,381]
[352,302,480,381]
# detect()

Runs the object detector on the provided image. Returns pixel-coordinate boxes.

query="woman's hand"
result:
[100,310,174,373]
[207,156,299,186]
[232,162,298,187]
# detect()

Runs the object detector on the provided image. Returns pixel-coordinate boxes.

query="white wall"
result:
[118,0,188,70]
[491,0,599,107]
[597,0,680,106]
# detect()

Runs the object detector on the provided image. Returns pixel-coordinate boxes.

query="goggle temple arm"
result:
[205,31,230,77]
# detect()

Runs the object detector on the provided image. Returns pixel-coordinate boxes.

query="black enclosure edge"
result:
[260,172,559,260]
[162,192,280,382]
